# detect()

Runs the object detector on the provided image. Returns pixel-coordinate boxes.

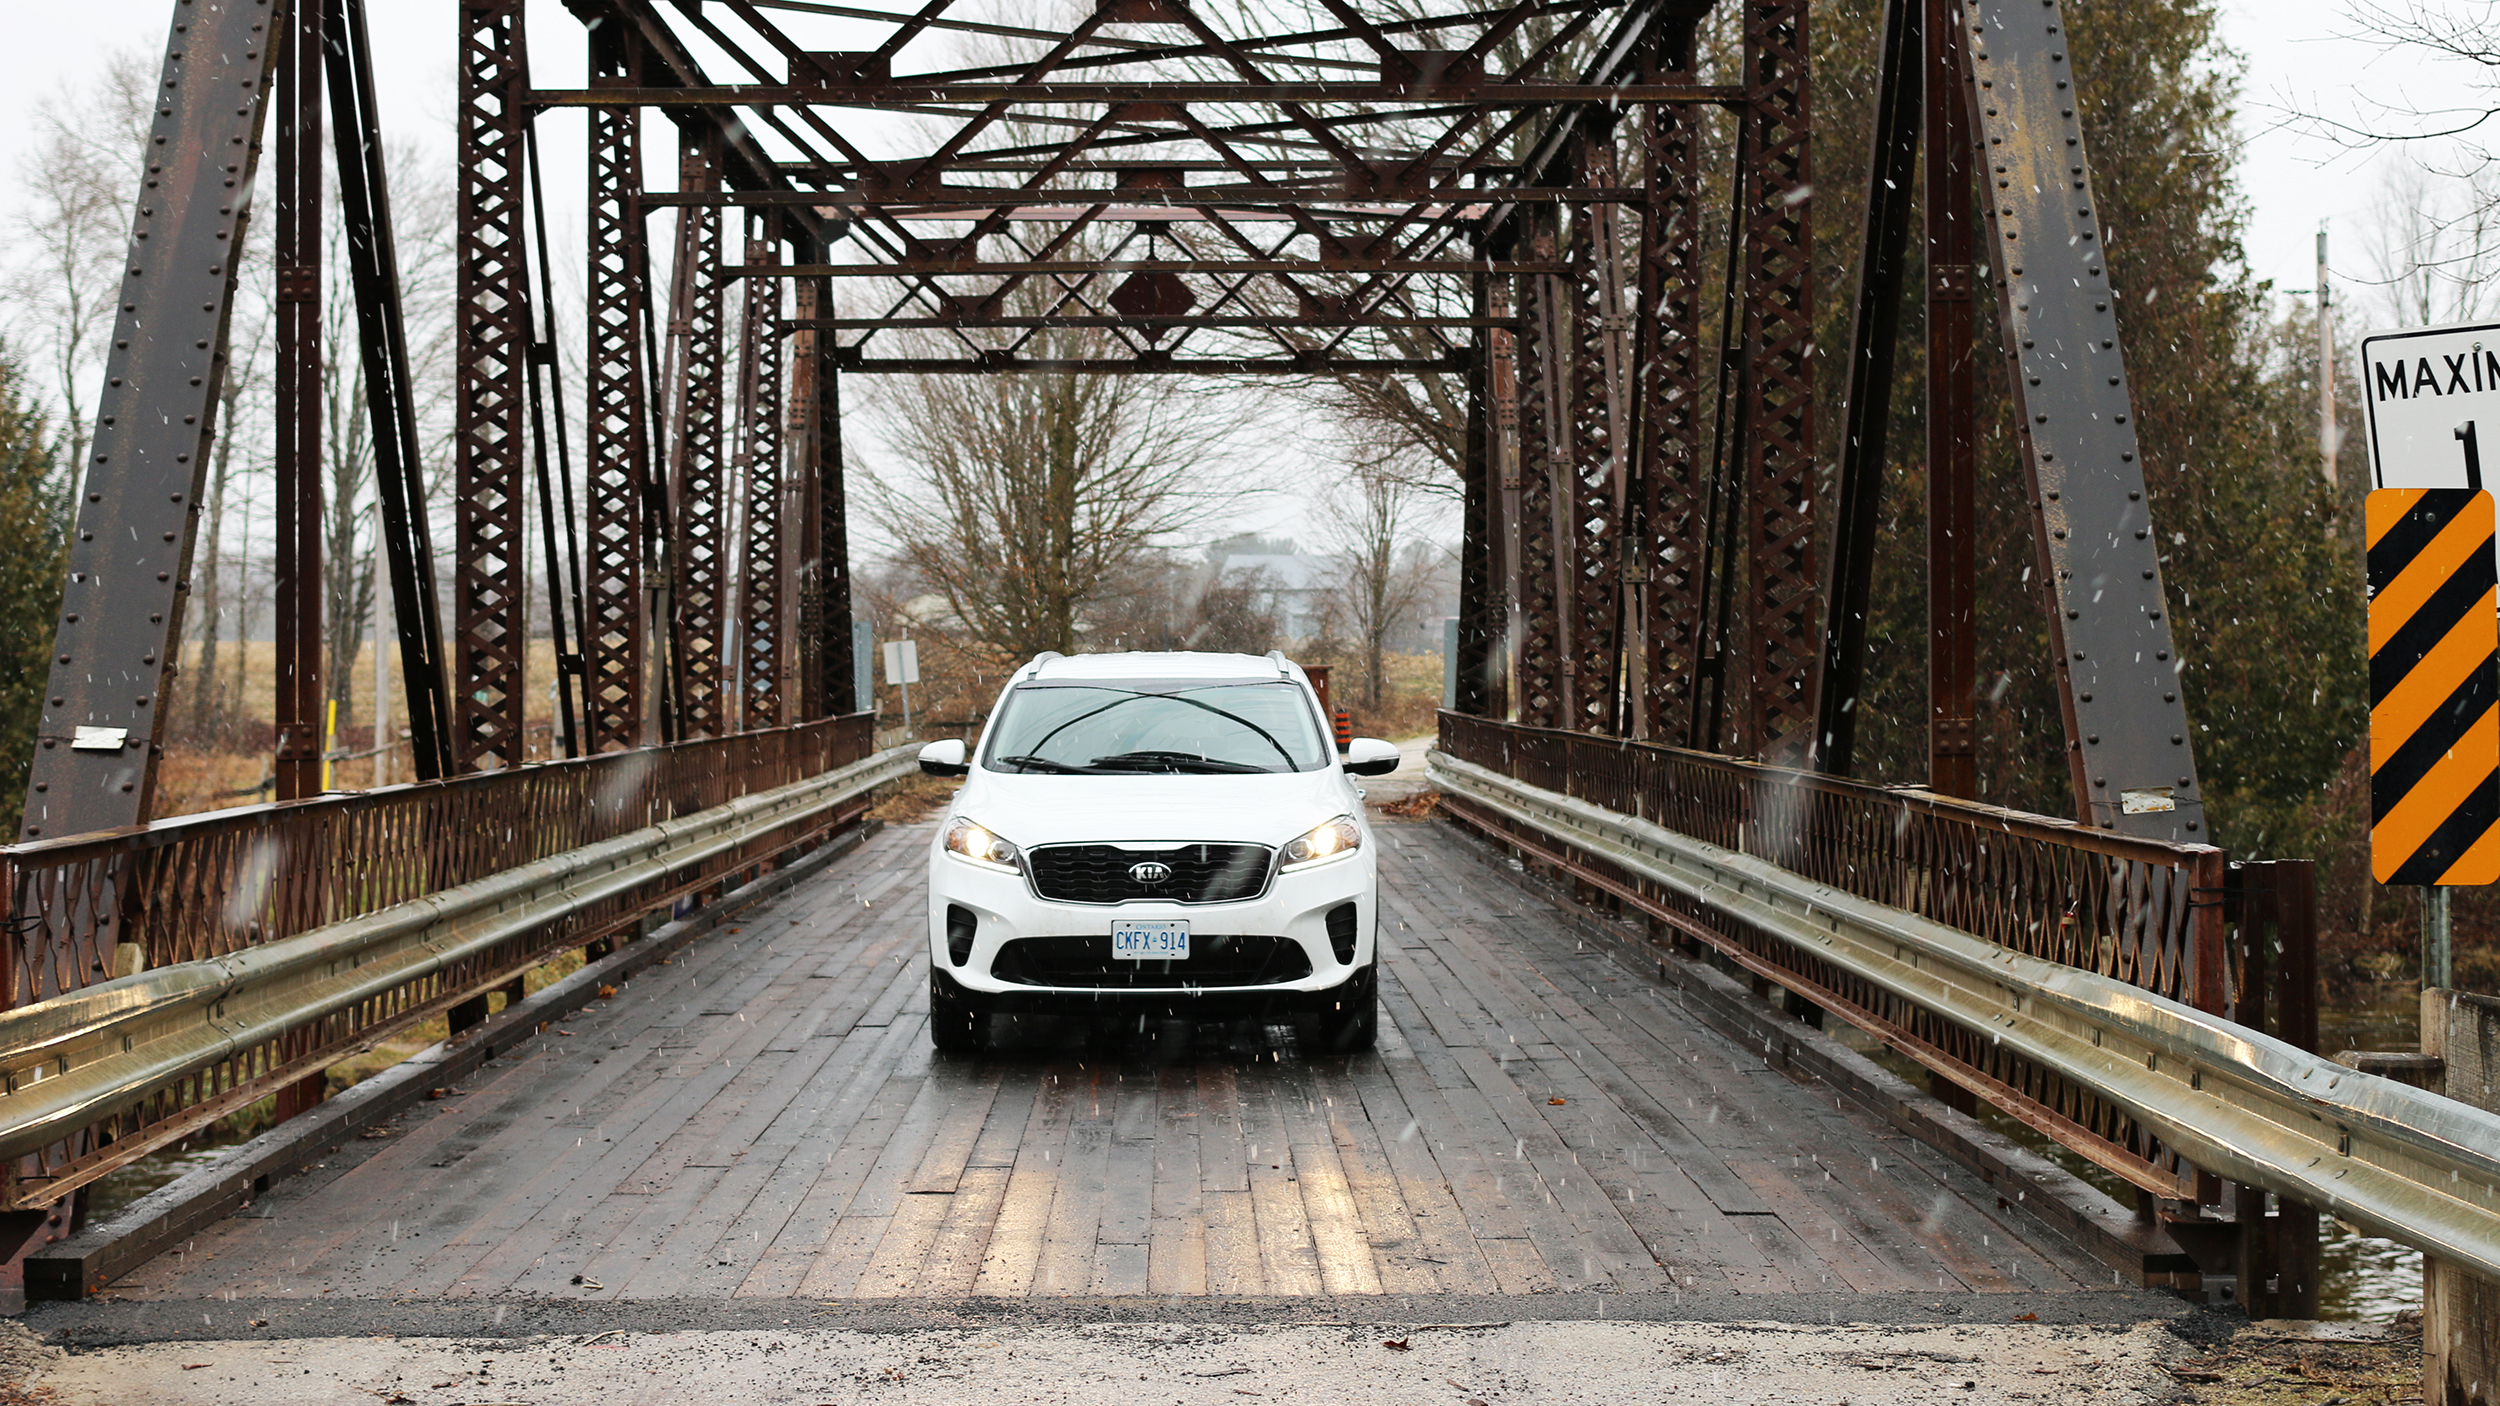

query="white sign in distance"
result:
[882,638,920,686]
[2362,320,2500,491]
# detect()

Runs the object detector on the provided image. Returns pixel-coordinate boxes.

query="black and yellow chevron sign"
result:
[2369,487,2500,886]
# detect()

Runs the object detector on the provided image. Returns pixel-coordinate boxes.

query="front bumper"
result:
[927,844,1375,1007]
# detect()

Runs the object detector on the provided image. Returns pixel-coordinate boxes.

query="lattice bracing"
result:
[584,95,647,753]
[1739,0,1818,758]
[453,0,530,772]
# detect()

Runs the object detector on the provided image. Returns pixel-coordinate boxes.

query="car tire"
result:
[929,967,988,1054]
[1315,964,1377,1054]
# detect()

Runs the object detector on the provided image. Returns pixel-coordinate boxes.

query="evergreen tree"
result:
[0,351,70,836]
[1813,0,2365,855]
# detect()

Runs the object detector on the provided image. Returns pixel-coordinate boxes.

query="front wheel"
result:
[1315,964,1377,1054]
[929,968,988,1054]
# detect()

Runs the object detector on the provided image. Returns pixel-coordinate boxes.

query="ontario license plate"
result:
[1111,920,1189,960]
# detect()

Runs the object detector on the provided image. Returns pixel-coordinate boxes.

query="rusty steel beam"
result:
[1738,0,1817,759]
[583,81,648,753]
[644,187,1666,206]
[522,81,1739,106]
[1564,135,1632,735]
[1455,264,1498,719]
[275,0,325,802]
[1963,0,2205,840]
[1511,212,1567,730]
[329,0,453,783]
[1814,0,1922,776]
[22,0,283,840]
[821,356,1467,375]
[1635,73,1708,747]
[738,221,787,733]
[666,138,730,741]
[783,316,1521,330]
[1927,0,1977,799]
[1489,264,1522,723]
[736,260,1570,277]
[452,0,532,772]
[813,340,856,718]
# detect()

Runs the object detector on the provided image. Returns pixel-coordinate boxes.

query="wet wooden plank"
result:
[116,818,2134,1309]
[1147,1066,1208,1297]
[969,1062,1075,1296]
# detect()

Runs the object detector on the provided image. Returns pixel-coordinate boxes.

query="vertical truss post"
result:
[666,136,727,740]
[1455,268,1496,718]
[1489,261,1521,723]
[583,85,647,752]
[453,0,531,771]
[1636,82,1708,747]
[815,333,855,718]
[1814,0,1922,775]
[738,218,786,731]
[1566,133,1632,736]
[276,0,325,801]
[1926,0,1977,798]
[790,271,827,721]
[1963,0,2205,839]
[329,0,452,782]
[1739,0,1818,758]
[23,0,281,841]
[1512,208,1567,730]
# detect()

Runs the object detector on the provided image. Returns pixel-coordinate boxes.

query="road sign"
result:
[2361,320,2500,491]
[882,639,919,686]
[2368,487,2500,885]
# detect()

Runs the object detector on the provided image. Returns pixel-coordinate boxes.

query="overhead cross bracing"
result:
[548,0,1726,375]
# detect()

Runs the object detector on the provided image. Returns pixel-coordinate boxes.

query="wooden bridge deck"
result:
[113,817,2114,1303]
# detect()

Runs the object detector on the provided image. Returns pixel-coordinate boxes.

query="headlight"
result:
[942,816,1024,873]
[1279,815,1363,872]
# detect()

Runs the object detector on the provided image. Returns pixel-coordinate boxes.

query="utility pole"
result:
[2319,224,2338,485]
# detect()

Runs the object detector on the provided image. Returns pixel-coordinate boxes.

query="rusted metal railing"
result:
[0,713,878,1208]
[1428,740,2500,1289]
[1437,711,2232,1199]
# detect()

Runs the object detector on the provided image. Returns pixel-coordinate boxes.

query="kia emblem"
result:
[1128,860,1174,885]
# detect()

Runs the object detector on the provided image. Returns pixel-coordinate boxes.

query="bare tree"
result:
[5,48,154,476]
[2364,155,2500,325]
[858,251,1252,664]
[1314,454,1444,709]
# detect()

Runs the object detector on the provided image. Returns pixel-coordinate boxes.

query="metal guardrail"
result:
[0,740,913,1209]
[1429,748,2500,1284]
[1437,709,2240,1197]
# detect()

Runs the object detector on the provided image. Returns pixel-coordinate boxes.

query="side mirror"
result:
[918,739,969,777]
[1343,737,1401,777]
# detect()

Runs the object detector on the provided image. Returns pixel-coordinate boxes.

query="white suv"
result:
[915,651,1401,1054]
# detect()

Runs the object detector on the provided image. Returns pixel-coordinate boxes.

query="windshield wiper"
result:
[996,754,1101,774]
[1088,750,1273,775]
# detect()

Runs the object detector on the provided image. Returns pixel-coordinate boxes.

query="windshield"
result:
[981,681,1330,775]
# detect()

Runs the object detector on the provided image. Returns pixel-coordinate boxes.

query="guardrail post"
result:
[2425,988,2500,1405]
[2232,859,2321,1319]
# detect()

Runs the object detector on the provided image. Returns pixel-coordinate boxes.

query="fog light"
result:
[1325,903,1357,965]
[946,904,978,966]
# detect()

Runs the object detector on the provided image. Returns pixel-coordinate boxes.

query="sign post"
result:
[881,638,920,734]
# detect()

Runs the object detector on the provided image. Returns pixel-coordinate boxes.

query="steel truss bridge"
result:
[0,0,2493,1377]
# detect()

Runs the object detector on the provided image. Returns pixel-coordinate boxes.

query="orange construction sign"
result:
[2369,487,2500,885]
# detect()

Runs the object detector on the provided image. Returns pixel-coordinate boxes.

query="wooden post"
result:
[2424,987,2500,1405]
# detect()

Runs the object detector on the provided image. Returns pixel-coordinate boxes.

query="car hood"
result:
[952,768,1355,848]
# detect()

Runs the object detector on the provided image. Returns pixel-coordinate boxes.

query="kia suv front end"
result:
[918,651,1398,1053]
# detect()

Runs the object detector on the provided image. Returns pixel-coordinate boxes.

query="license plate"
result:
[1111,920,1189,960]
